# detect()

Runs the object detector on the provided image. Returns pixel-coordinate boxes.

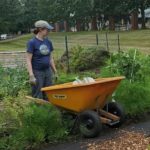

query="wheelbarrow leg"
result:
[69,115,79,135]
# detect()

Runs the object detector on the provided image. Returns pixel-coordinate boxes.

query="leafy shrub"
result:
[57,49,150,116]
[56,71,100,84]
[0,66,29,100]
[115,80,150,115]
[101,49,150,82]
[100,49,150,115]
[56,72,77,84]
[59,46,109,72]
[0,93,68,150]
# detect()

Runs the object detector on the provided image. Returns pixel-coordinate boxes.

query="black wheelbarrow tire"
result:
[79,110,102,138]
[103,102,125,128]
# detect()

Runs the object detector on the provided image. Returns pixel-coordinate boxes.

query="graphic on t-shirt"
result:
[39,44,49,55]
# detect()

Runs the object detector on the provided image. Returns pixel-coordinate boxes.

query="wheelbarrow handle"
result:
[26,96,50,105]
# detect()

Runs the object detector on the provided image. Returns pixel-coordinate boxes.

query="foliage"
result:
[101,49,150,82]
[0,66,71,149]
[100,49,150,115]
[59,46,109,72]
[0,66,29,100]
[0,0,22,34]
[0,48,150,149]
[56,70,100,84]
[0,93,68,150]
[115,80,150,115]
[1,0,150,33]
[58,48,150,116]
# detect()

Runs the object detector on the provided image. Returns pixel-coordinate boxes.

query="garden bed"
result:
[0,48,150,149]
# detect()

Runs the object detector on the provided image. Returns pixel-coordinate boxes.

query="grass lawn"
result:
[0,30,150,55]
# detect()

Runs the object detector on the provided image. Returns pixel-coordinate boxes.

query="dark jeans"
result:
[32,68,52,100]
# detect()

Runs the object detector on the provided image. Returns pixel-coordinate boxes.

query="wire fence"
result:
[0,33,121,69]
[52,33,121,72]
[52,33,121,59]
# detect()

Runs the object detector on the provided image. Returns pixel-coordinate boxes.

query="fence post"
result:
[117,34,121,52]
[65,35,70,73]
[96,33,99,45]
[105,32,109,51]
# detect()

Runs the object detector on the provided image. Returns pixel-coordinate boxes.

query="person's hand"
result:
[54,72,58,82]
[29,75,36,85]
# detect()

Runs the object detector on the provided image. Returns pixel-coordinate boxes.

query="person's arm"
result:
[26,40,36,84]
[26,53,34,76]
[50,53,57,74]
[26,52,36,84]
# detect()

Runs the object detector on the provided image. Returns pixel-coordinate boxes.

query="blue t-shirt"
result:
[27,37,54,70]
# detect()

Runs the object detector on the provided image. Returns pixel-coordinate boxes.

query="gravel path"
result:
[42,119,150,150]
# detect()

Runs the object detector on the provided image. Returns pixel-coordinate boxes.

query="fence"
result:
[0,33,121,69]
[53,33,121,72]
[51,33,121,60]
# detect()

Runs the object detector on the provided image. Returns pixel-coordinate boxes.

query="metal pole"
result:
[65,35,70,73]
[105,32,109,51]
[117,34,121,52]
[130,49,137,83]
[96,33,99,45]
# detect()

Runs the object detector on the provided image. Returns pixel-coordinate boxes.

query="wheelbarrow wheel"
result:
[79,110,102,138]
[103,102,125,128]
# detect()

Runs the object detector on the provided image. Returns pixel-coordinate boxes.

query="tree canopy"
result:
[0,0,150,34]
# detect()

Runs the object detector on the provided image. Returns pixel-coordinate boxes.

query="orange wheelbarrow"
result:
[40,76,125,138]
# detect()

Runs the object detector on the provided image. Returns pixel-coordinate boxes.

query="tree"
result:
[1,0,149,34]
[93,0,129,30]
[139,0,150,29]
[127,0,150,29]
[68,0,94,31]
[0,0,22,34]
[22,0,39,32]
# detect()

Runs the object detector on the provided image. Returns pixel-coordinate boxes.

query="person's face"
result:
[41,28,49,37]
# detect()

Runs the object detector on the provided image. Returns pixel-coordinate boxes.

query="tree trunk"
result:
[131,10,138,30]
[91,17,97,30]
[109,16,115,30]
[76,20,81,31]
[64,21,69,32]
[140,3,146,29]
[55,22,60,32]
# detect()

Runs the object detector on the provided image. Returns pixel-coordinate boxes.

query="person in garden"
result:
[26,20,58,100]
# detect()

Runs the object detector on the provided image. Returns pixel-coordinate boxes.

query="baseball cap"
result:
[34,20,54,30]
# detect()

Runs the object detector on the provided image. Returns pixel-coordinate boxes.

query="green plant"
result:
[1,48,150,149]
[114,80,150,115]
[58,46,109,72]
[0,94,68,150]
[101,49,150,82]
[100,49,150,115]
[0,66,30,100]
